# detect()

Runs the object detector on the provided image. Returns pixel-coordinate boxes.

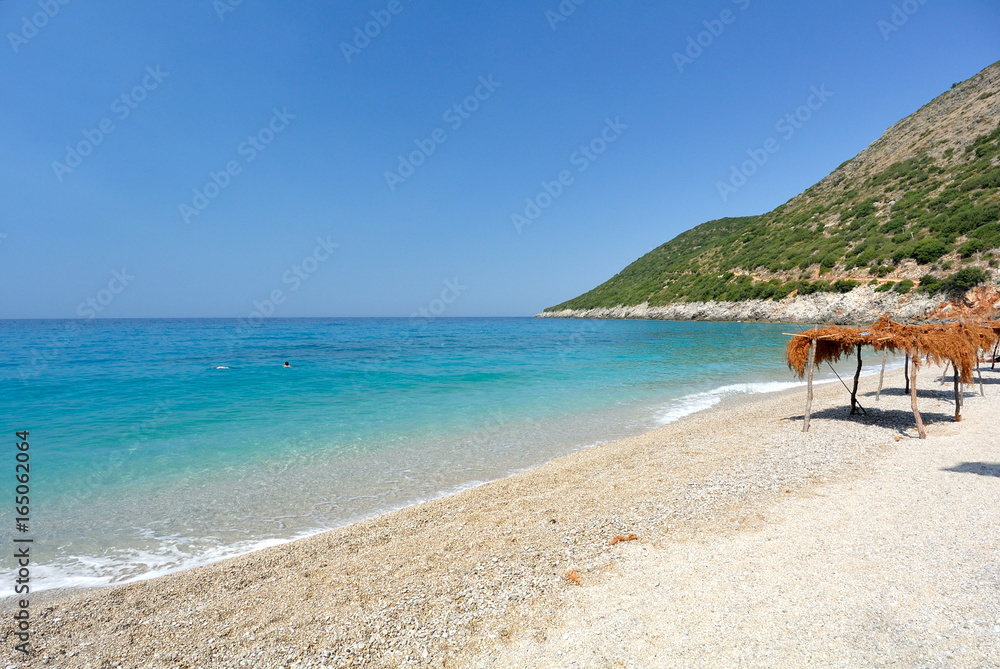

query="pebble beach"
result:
[5,364,999,668]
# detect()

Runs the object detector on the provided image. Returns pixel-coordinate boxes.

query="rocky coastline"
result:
[537,285,954,324]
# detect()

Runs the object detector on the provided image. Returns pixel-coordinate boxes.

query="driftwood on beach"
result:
[786,316,1000,438]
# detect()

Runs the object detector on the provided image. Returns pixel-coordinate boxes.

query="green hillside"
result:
[546,62,1000,312]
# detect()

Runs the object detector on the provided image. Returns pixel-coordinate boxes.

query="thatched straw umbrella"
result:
[785,316,995,438]
[959,321,1000,395]
[989,321,1000,371]
[867,315,910,398]
[915,321,996,411]
[786,324,874,432]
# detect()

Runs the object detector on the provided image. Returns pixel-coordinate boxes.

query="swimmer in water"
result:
[284,361,291,367]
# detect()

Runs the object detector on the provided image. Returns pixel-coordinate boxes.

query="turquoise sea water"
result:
[1,318,879,594]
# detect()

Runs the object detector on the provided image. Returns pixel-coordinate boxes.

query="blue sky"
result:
[2,0,998,318]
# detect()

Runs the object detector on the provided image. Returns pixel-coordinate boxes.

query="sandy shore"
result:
[5,364,1000,667]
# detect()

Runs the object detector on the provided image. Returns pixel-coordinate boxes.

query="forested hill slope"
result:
[544,61,1000,316]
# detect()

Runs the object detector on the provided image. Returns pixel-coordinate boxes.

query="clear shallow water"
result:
[0,317,887,593]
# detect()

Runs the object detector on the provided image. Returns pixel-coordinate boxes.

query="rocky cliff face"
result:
[537,285,999,325]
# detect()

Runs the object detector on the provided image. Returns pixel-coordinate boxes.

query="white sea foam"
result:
[654,381,805,425]
[1,536,299,597]
[654,358,907,426]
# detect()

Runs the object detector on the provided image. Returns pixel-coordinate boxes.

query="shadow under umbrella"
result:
[942,462,1000,477]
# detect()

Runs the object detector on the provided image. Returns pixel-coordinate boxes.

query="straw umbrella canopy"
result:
[987,321,1000,370]
[785,316,995,437]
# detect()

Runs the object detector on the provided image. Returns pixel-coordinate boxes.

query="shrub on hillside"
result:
[832,279,860,293]
[917,274,941,294]
[940,267,989,294]
[911,238,950,264]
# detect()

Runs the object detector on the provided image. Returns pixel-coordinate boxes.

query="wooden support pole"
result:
[953,366,962,422]
[803,338,816,433]
[876,349,888,402]
[911,355,925,439]
[850,344,863,415]
[904,353,910,394]
[978,360,985,397]
[993,341,999,371]
[940,361,950,385]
